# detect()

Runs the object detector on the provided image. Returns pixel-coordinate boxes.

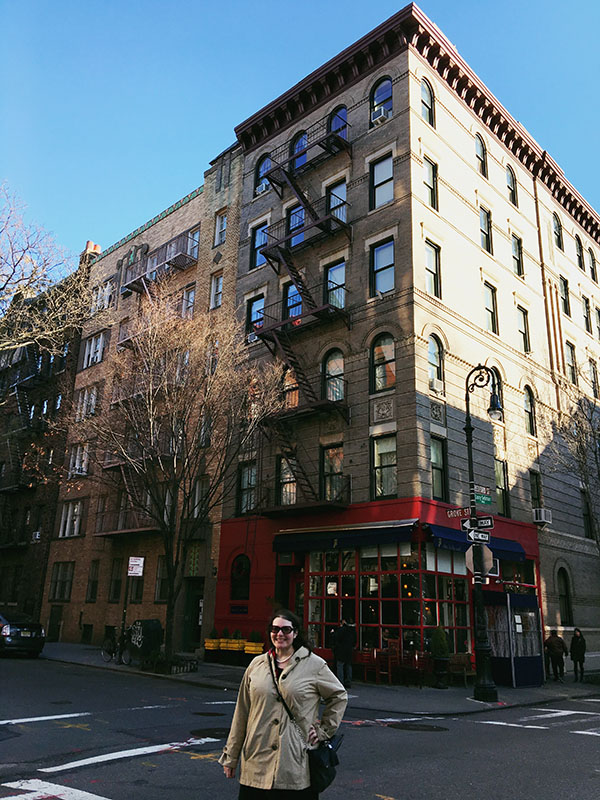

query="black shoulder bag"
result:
[268,654,343,793]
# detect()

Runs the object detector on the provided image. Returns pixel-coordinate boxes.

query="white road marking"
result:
[2,779,111,799]
[39,736,220,773]
[0,712,92,726]
[203,701,237,705]
[521,708,600,720]
[572,728,600,737]
[475,721,549,729]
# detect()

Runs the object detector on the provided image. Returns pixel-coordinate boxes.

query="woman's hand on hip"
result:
[308,724,319,746]
[223,766,236,779]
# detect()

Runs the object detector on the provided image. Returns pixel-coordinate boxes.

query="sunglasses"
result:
[270,625,294,635]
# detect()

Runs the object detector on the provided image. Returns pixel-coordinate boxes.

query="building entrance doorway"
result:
[47,605,63,641]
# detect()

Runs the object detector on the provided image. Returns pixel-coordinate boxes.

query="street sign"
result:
[128,556,145,577]
[460,515,494,532]
[474,485,492,506]
[465,544,494,575]
[466,530,490,543]
[446,507,471,519]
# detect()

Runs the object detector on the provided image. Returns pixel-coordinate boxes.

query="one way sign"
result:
[460,515,494,532]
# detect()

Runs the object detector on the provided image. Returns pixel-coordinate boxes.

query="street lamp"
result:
[464,364,500,702]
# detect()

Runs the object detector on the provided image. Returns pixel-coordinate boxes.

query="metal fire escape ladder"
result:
[271,420,318,503]
[269,330,319,406]
[118,463,144,528]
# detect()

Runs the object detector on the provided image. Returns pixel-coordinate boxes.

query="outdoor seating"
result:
[448,652,476,687]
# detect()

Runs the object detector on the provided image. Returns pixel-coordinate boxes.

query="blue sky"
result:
[1,1,598,261]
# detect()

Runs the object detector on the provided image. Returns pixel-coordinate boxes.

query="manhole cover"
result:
[388,723,448,732]
[190,728,230,738]
[193,712,225,717]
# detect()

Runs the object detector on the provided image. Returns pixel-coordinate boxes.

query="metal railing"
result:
[267,112,351,170]
[124,233,198,287]
[258,281,347,331]
[95,508,157,535]
[261,195,350,254]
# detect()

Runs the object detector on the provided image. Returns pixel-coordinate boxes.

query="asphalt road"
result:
[1,657,600,800]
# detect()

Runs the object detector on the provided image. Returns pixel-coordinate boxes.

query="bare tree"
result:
[75,282,283,659]
[0,184,92,355]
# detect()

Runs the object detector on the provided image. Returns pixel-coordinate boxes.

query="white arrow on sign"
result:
[467,530,490,543]
[460,516,494,532]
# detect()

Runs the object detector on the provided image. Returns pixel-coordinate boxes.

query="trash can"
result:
[130,619,163,663]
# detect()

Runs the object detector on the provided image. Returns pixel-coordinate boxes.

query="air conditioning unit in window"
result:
[31,531,41,542]
[371,107,391,125]
[533,507,552,526]
[429,377,444,394]
[120,286,132,298]
[247,332,259,344]
[255,182,269,195]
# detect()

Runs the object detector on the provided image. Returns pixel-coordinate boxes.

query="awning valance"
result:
[273,519,418,553]
[427,524,526,562]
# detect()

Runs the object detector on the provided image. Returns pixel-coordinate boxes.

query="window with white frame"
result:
[188,227,200,259]
[75,385,98,421]
[83,333,105,368]
[192,476,210,518]
[90,280,115,313]
[69,443,89,476]
[59,500,83,537]
[182,286,195,318]
[214,212,227,246]
[210,272,223,309]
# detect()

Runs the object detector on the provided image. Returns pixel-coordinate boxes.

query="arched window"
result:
[420,79,435,126]
[506,165,518,206]
[371,333,395,393]
[491,367,504,412]
[323,349,344,401]
[524,386,536,436]
[475,134,487,177]
[329,106,348,140]
[255,154,271,195]
[370,78,392,124]
[230,554,251,602]
[575,236,584,270]
[557,567,573,626]
[427,335,443,388]
[553,213,563,250]
[291,131,308,170]
[588,248,597,283]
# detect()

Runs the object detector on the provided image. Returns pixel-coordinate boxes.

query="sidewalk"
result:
[41,642,600,717]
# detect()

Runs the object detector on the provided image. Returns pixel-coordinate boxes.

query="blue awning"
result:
[273,519,417,553]
[427,524,526,562]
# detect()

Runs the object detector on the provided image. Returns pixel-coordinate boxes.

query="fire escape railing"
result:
[122,232,198,293]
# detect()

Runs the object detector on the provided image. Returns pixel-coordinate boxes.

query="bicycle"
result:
[101,626,132,665]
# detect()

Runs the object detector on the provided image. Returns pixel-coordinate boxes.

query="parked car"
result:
[0,611,45,657]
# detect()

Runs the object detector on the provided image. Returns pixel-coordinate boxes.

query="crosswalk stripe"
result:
[2,779,111,799]
[475,721,548,729]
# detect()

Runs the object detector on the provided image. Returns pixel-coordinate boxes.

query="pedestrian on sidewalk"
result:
[333,618,356,689]
[569,627,586,682]
[219,608,347,799]
[544,629,568,682]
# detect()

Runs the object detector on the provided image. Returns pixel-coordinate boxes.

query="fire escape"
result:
[252,112,352,515]
[120,231,199,299]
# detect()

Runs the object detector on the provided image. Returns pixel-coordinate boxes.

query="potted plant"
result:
[220,627,231,650]
[431,626,450,689]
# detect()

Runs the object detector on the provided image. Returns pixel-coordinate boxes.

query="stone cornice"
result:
[234,3,599,242]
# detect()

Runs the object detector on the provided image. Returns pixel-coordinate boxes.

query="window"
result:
[517,306,530,352]
[287,205,305,247]
[323,349,344,401]
[420,79,434,126]
[59,500,82,537]
[76,385,98,420]
[255,154,271,194]
[529,470,542,508]
[370,239,394,295]
[69,443,89,477]
[494,459,510,517]
[90,280,115,313]
[85,560,99,603]
[588,248,597,283]
[581,491,593,539]
[484,282,498,333]
[277,456,297,505]
[589,359,599,398]
[524,386,536,436]
[506,165,518,206]
[370,154,394,209]
[565,341,577,384]
[325,261,345,309]
[512,234,524,276]
[329,106,348,139]
[246,295,264,335]
[250,223,268,269]
[322,444,344,501]
[431,436,447,502]
[49,561,74,602]
[479,207,492,253]
[238,461,257,514]
[83,332,105,368]
[283,369,299,409]
[425,240,441,298]
[372,435,397,498]
[371,78,392,122]
[597,308,600,341]
[583,295,592,333]
[327,180,347,223]
[559,276,570,315]
[475,134,487,177]
[130,575,144,604]
[283,283,302,322]
[54,393,62,413]
[423,157,438,209]
[553,213,563,250]
[182,286,195,319]
[371,333,395,392]
[192,475,210,518]
[231,554,251,602]
[210,272,223,309]
[188,227,200,259]
[428,335,443,388]
[214,212,227,246]
[154,556,169,602]
[576,236,584,270]
[291,131,308,170]
[557,568,573,625]
[492,368,503,410]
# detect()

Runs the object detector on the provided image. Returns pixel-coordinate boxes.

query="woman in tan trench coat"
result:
[219,608,348,799]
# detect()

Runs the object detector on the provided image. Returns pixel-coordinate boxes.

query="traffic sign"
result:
[475,493,492,505]
[466,530,490,543]
[465,544,494,575]
[460,515,494,532]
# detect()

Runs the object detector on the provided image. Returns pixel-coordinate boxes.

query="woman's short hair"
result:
[267,608,312,652]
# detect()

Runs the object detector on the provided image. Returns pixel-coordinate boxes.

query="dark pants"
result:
[573,659,584,680]
[336,660,352,687]
[239,786,318,799]
[550,655,565,679]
